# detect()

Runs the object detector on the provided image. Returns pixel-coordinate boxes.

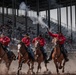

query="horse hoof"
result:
[62,70,64,73]
[36,72,38,74]
[59,66,62,69]
[27,70,31,74]
[47,69,48,71]
[48,71,52,74]
[33,72,35,75]
[57,72,60,75]
[17,70,20,75]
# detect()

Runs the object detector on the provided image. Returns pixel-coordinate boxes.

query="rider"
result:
[32,34,49,63]
[0,33,12,60]
[47,29,69,62]
[21,33,35,61]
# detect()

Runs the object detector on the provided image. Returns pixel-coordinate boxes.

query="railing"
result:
[50,18,76,31]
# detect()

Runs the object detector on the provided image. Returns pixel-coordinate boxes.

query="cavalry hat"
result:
[25,33,29,36]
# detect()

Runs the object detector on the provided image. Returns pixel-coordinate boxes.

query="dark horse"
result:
[34,40,48,73]
[51,38,66,74]
[17,42,35,75]
[0,43,16,70]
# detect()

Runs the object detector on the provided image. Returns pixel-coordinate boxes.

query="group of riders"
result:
[0,28,69,62]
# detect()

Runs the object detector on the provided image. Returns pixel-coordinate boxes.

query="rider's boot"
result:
[47,55,52,61]
[64,54,69,62]
[47,50,54,61]
[44,53,49,63]
[30,52,35,61]
[7,52,12,60]
[62,50,69,62]
[45,57,49,63]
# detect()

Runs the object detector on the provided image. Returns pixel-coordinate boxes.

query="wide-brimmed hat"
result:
[38,33,43,37]
[24,33,30,37]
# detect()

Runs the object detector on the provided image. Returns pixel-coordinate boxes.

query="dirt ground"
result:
[0,49,76,75]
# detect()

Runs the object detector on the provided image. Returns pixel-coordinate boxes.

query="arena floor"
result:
[0,49,76,75]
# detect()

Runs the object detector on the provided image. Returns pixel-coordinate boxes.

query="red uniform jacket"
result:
[0,36,10,46]
[22,37,30,47]
[32,37,45,47]
[48,31,66,45]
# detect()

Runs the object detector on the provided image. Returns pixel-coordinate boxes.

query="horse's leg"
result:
[62,60,65,73]
[27,60,31,74]
[4,60,11,75]
[17,56,23,75]
[6,61,11,70]
[19,59,24,70]
[45,63,48,71]
[31,61,35,74]
[54,61,59,74]
[37,62,41,73]
[27,61,31,70]
[40,64,41,72]
[56,64,59,74]
[59,62,62,69]
[17,63,20,75]
[18,55,23,70]
[17,60,23,75]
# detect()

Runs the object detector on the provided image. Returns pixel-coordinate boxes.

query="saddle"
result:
[24,46,31,58]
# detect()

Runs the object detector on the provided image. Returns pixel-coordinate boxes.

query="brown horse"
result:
[0,43,16,70]
[51,37,66,74]
[17,42,35,75]
[34,40,48,73]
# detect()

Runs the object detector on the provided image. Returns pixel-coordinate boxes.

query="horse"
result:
[51,37,66,74]
[34,40,48,73]
[0,43,16,70]
[17,42,35,75]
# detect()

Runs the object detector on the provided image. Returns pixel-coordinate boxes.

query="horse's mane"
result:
[52,37,59,45]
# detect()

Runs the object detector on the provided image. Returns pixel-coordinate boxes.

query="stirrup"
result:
[48,58,52,61]
[45,60,49,63]
[65,58,69,62]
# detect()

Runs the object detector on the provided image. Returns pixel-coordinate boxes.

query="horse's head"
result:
[52,38,59,46]
[34,40,42,55]
[34,40,40,50]
[52,38,60,55]
[17,42,27,53]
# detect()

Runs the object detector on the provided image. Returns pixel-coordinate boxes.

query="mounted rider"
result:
[47,29,69,62]
[21,33,35,61]
[0,33,12,60]
[32,34,49,63]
